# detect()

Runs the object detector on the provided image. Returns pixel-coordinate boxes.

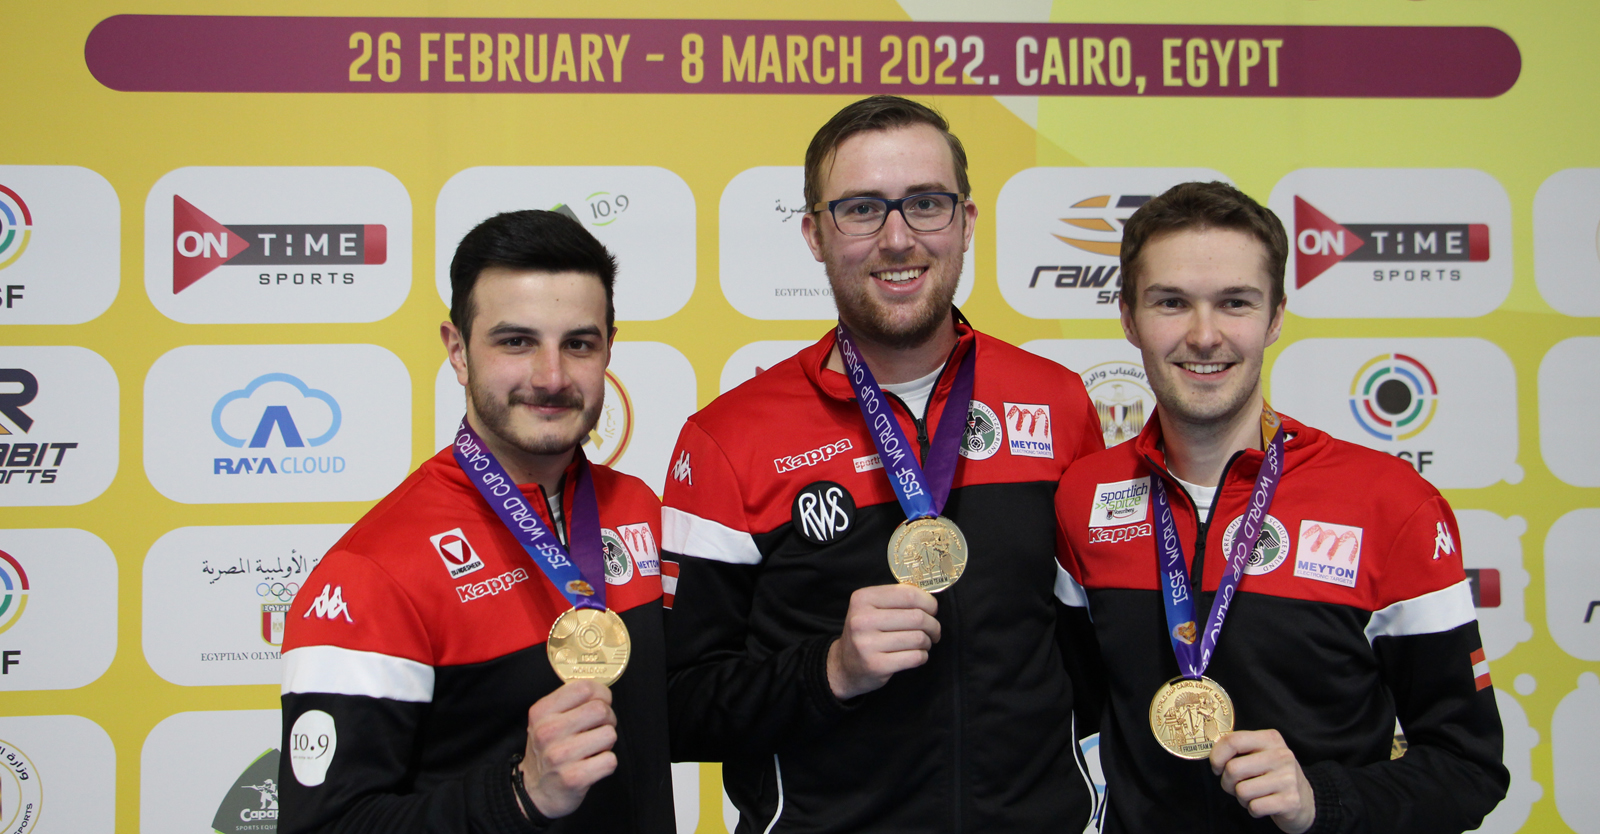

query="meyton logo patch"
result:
[617,522,660,577]
[172,195,387,293]
[1004,402,1054,458]
[1293,196,1489,288]
[430,528,485,579]
[1089,477,1150,528]
[1295,520,1364,588]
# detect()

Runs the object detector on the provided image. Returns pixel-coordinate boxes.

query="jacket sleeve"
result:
[1053,471,1107,741]
[278,553,544,834]
[1302,496,1509,834]
[661,420,851,763]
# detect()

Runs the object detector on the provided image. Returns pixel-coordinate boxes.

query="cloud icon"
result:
[211,373,342,448]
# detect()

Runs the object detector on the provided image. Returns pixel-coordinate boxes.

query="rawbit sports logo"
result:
[1029,194,1149,304]
[0,369,80,486]
[1293,197,1489,287]
[211,373,345,476]
[172,195,387,293]
[1349,354,1438,442]
[0,185,32,272]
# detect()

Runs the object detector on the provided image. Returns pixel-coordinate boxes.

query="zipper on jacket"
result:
[882,391,932,462]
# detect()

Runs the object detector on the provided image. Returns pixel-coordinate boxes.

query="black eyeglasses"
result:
[811,192,967,236]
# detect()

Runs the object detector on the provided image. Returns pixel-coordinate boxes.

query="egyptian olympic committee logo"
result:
[1349,353,1438,442]
[0,550,29,635]
[0,186,32,271]
[584,370,633,467]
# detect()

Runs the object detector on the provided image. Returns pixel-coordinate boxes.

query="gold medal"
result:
[547,607,631,686]
[887,516,968,593]
[1148,675,1235,759]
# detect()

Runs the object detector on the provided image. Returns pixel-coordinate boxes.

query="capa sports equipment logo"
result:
[997,168,1228,319]
[1269,169,1512,318]
[212,749,280,833]
[172,195,386,293]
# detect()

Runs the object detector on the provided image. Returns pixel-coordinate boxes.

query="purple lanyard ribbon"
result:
[834,323,974,520]
[453,419,607,611]
[1152,408,1285,679]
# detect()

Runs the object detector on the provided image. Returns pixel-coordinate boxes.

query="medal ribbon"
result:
[835,323,974,520]
[1153,407,1285,679]
[453,419,607,611]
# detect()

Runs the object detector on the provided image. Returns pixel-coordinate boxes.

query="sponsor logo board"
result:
[141,710,280,833]
[146,344,411,504]
[144,166,411,323]
[0,348,118,507]
[1268,169,1512,318]
[1270,338,1519,489]
[435,341,695,495]
[0,529,117,692]
[997,168,1229,319]
[719,340,812,394]
[718,167,972,320]
[0,715,115,834]
[1539,337,1600,487]
[143,524,343,686]
[436,166,693,321]
[1545,509,1600,662]
[1023,339,1153,448]
[0,166,120,325]
[1533,168,1600,316]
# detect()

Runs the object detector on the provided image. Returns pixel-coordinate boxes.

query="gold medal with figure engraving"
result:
[887,516,968,593]
[547,607,631,686]
[1149,676,1236,759]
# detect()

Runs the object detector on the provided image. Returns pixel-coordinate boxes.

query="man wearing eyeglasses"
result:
[660,96,1107,833]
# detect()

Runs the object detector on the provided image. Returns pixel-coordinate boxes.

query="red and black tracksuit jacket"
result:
[279,449,673,834]
[1055,413,1507,834]
[662,322,1106,833]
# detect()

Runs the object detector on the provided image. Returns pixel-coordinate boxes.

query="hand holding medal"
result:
[1147,408,1285,759]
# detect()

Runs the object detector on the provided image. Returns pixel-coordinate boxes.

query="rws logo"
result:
[173,196,385,293]
[212,749,279,833]
[792,481,855,545]
[145,345,410,504]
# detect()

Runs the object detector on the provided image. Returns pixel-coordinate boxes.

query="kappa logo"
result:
[671,450,693,485]
[1089,522,1152,544]
[1293,197,1489,287]
[617,522,660,577]
[1222,513,1292,576]
[1089,477,1151,528]
[960,401,1003,461]
[300,583,353,622]
[792,480,855,545]
[1432,520,1456,561]
[171,195,387,293]
[601,528,634,586]
[1294,520,1364,588]
[430,528,485,579]
[775,438,853,473]
[1004,402,1054,458]
[456,568,531,603]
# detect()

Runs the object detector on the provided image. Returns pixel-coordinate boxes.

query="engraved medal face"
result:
[547,607,631,686]
[1148,676,1236,759]
[887,516,968,593]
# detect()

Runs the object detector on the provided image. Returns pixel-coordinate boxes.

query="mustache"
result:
[509,390,584,409]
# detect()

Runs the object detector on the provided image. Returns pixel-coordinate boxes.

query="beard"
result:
[1144,353,1263,434]
[823,251,961,350]
[467,372,603,458]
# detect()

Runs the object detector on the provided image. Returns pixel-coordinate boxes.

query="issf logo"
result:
[0,550,29,634]
[0,186,31,271]
[1348,354,1438,442]
[212,373,345,476]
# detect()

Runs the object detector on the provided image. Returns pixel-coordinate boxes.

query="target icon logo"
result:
[0,185,32,271]
[1349,353,1438,441]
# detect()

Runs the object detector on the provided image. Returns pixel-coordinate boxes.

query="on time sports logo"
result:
[172,195,386,293]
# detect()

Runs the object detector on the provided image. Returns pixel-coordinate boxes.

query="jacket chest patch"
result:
[960,401,1003,460]
[1090,477,1151,527]
[792,480,855,544]
[1221,513,1292,576]
[1294,520,1364,587]
[601,528,635,585]
[1003,402,1054,458]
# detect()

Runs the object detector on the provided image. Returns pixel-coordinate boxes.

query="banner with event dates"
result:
[1,1,1596,833]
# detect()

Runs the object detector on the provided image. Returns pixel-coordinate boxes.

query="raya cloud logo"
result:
[1269,169,1512,318]
[144,166,411,324]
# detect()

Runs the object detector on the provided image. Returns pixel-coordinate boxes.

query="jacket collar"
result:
[1132,408,1320,487]
[799,311,978,406]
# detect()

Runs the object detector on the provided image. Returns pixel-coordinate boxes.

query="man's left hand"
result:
[1210,729,1316,834]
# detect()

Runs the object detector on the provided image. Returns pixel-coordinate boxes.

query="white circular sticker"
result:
[1221,514,1292,576]
[289,709,338,787]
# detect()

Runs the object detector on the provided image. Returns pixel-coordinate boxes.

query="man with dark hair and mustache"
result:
[279,210,674,834]
[660,96,1107,833]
